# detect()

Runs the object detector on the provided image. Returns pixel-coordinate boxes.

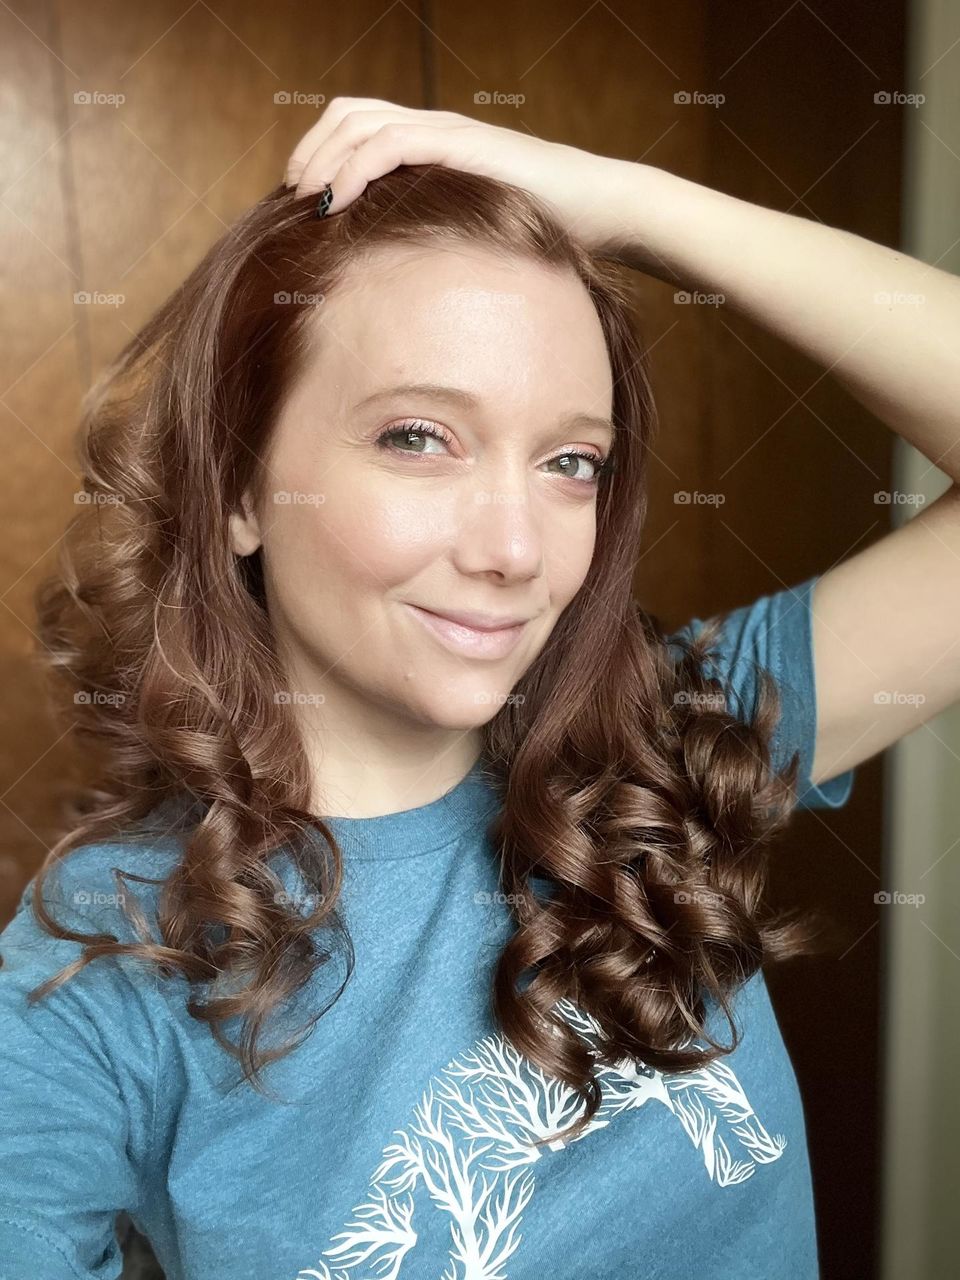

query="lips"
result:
[404,604,529,660]
[414,607,530,632]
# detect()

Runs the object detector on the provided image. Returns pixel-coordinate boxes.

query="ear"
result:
[229,487,263,557]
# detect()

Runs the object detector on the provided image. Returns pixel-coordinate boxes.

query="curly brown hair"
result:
[26,164,821,1150]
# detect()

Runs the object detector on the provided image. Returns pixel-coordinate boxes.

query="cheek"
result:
[542,512,597,603]
[280,484,455,589]
[367,491,456,564]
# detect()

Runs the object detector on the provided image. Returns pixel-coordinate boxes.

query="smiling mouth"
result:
[404,604,528,660]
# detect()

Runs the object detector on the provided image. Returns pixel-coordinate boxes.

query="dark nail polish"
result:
[315,183,333,218]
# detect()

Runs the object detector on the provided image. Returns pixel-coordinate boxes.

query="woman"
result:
[0,99,957,1280]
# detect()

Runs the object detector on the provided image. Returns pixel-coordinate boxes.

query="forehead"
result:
[297,242,614,411]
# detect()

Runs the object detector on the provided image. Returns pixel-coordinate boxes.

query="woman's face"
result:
[230,241,615,734]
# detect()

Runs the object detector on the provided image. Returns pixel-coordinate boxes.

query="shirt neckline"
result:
[318,754,504,860]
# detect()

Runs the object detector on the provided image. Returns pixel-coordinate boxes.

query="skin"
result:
[229,242,615,818]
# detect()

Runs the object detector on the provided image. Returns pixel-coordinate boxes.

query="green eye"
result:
[545,451,608,483]
[374,420,453,453]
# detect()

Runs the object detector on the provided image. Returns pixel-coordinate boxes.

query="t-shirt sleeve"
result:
[0,852,158,1278]
[668,573,856,811]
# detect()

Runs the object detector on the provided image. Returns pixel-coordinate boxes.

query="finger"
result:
[308,123,466,214]
[291,110,409,197]
[285,97,427,187]
[285,99,465,189]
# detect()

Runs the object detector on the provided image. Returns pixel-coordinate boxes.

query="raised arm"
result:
[609,164,960,782]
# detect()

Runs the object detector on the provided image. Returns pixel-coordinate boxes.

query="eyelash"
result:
[373,419,613,485]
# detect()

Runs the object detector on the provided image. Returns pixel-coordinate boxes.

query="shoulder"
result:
[0,804,194,1013]
[0,822,190,1264]
[667,575,817,701]
[11,826,182,948]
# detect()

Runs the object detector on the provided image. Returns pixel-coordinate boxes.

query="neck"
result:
[296,697,485,819]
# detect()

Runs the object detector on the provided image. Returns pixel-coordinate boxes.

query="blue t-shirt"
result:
[0,574,854,1280]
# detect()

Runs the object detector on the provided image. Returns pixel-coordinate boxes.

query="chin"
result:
[407,688,517,730]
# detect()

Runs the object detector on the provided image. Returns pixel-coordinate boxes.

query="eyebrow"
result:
[351,382,615,439]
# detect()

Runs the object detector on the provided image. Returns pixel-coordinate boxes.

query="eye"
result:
[374,419,453,455]
[544,450,610,485]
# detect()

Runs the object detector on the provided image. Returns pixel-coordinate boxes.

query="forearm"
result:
[608,161,960,482]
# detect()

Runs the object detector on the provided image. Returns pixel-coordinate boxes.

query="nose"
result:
[451,470,544,583]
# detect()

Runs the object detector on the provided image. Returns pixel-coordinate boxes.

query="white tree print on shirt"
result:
[294,996,786,1280]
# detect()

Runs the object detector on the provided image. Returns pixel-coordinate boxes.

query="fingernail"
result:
[315,183,333,218]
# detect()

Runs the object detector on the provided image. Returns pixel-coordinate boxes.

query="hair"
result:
[25,164,830,1149]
